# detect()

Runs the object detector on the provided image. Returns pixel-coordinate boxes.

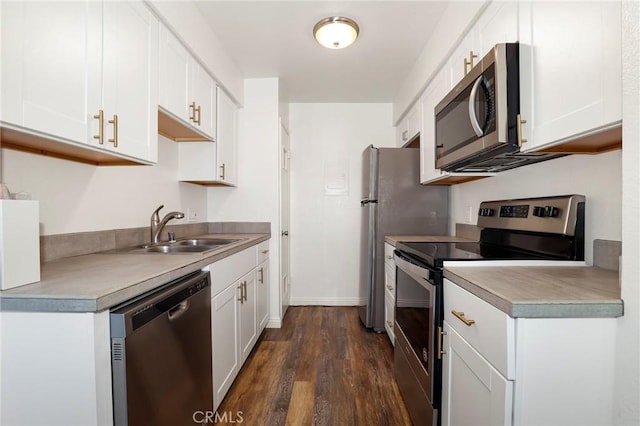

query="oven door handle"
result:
[394,251,435,284]
[468,75,484,137]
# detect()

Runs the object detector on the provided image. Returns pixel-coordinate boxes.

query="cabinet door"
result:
[475,1,518,55]
[191,62,217,139]
[420,70,448,183]
[447,31,477,89]
[519,1,621,152]
[101,1,158,163]
[239,270,257,363]
[0,1,102,145]
[212,282,240,410]
[158,24,191,124]
[384,268,395,345]
[257,260,270,334]
[217,88,238,185]
[441,322,513,426]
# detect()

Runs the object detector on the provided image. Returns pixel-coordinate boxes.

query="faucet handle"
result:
[151,204,164,221]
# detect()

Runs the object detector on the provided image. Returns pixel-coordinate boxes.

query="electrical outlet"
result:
[187,208,199,223]
[465,205,474,223]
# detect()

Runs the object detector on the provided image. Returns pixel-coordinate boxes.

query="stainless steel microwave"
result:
[434,43,560,172]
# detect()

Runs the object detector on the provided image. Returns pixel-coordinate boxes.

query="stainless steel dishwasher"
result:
[110,270,212,425]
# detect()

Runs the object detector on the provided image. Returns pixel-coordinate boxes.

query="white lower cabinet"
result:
[257,259,270,333]
[384,243,396,344]
[209,240,270,410]
[211,281,240,409]
[442,321,513,426]
[442,278,617,426]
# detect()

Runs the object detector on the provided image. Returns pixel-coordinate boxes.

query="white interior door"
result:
[280,120,291,317]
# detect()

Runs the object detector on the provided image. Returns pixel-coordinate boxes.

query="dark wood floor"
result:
[216,306,412,425]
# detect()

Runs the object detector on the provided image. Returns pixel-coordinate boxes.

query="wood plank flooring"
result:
[216,306,412,425]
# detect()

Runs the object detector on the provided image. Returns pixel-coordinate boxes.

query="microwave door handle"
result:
[468,76,484,137]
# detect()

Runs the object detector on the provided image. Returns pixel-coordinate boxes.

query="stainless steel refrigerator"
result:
[359,145,449,331]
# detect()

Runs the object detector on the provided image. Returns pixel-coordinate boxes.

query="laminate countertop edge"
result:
[0,233,270,313]
[443,267,623,319]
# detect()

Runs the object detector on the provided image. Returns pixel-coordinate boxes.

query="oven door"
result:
[393,250,442,417]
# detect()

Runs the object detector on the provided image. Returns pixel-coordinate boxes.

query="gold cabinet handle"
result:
[108,114,118,147]
[463,51,478,75]
[93,110,104,144]
[195,105,201,125]
[258,267,264,284]
[219,163,226,180]
[243,281,248,302]
[189,101,197,122]
[261,249,269,254]
[451,310,475,326]
[237,282,244,303]
[437,326,447,359]
[517,114,528,146]
[402,130,408,141]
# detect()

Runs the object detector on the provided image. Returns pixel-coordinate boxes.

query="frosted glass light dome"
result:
[313,17,359,49]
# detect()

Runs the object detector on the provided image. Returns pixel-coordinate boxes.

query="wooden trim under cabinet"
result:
[0,125,151,166]
[530,124,622,155]
[158,109,211,142]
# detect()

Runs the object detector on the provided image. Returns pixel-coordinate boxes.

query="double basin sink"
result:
[126,238,242,254]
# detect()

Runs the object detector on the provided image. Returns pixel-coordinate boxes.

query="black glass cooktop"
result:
[395,241,547,269]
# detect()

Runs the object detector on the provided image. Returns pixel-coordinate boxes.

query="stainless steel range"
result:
[393,194,585,426]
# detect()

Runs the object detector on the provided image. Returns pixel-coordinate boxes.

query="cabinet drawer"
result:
[384,243,395,266]
[256,240,270,263]
[209,246,257,296]
[444,279,515,379]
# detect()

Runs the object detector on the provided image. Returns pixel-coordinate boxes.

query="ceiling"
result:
[194,1,450,103]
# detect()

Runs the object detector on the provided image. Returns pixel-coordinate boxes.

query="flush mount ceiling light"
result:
[313,16,359,49]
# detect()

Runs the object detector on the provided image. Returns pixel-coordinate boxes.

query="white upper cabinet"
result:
[100,1,159,163]
[216,88,238,185]
[475,1,518,60]
[0,2,101,144]
[177,87,237,186]
[158,24,216,141]
[0,0,158,165]
[396,102,420,146]
[518,1,622,153]
[446,1,517,89]
[158,25,192,125]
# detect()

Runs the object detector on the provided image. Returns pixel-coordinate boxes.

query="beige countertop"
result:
[0,233,269,313]
[444,265,623,318]
[385,235,476,246]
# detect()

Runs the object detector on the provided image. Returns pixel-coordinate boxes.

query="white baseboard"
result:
[289,297,364,306]
[266,317,282,328]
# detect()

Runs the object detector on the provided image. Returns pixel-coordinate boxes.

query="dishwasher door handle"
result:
[167,300,190,321]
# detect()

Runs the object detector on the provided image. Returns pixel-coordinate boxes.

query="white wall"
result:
[206,78,282,324]
[615,2,640,423]
[289,103,394,305]
[450,151,622,265]
[1,136,207,235]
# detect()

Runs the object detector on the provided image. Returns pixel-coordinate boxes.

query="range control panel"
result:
[476,195,585,236]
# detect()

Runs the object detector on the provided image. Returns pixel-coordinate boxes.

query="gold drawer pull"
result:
[93,110,104,144]
[108,114,118,147]
[451,310,475,327]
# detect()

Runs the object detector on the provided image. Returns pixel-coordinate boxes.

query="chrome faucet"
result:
[150,205,185,244]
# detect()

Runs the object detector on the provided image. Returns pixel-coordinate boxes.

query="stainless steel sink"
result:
[174,238,241,247]
[123,238,242,254]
